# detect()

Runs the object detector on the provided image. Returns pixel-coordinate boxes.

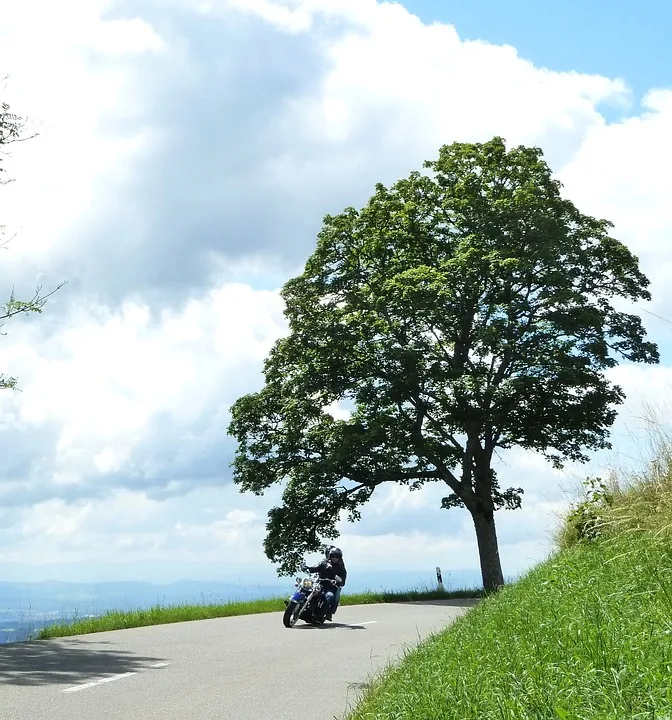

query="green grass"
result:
[35,586,484,640]
[347,431,672,720]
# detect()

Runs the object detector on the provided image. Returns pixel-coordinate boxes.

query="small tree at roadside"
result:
[1,93,64,390]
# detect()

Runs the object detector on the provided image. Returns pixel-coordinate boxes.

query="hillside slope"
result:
[348,438,672,719]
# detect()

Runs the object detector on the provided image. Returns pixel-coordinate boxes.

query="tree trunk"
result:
[471,505,505,592]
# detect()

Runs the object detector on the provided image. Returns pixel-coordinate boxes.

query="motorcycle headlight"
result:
[302,578,314,589]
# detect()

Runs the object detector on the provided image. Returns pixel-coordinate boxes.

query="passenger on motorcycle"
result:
[303,547,347,621]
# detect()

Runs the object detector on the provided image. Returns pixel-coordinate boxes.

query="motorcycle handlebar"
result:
[297,571,341,588]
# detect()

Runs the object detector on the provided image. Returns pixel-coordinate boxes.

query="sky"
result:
[0,0,671,587]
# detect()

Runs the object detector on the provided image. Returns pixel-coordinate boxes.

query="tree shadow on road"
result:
[395,598,482,608]
[0,638,168,687]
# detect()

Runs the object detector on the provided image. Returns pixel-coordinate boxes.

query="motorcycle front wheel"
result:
[283,600,302,628]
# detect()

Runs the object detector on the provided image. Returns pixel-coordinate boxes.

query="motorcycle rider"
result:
[303,546,347,621]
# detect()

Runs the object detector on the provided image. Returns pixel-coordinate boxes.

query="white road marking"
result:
[339,621,378,628]
[62,672,137,693]
[61,663,170,693]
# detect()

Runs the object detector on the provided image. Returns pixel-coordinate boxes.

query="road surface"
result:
[0,600,476,720]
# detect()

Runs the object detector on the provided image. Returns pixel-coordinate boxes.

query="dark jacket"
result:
[306,559,347,588]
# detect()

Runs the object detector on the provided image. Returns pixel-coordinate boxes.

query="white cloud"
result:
[323,400,352,421]
[0,0,670,585]
[250,0,629,226]
[222,0,314,32]
[0,0,163,275]
[0,283,286,505]
[0,484,283,580]
[559,89,672,313]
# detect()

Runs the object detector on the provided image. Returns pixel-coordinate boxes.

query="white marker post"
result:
[436,566,444,591]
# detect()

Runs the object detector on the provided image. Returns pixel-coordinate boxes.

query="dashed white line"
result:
[339,621,378,628]
[62,672,137,693]
[62,662,170,693]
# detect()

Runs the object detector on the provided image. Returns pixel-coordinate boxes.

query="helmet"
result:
[328,547,343,560]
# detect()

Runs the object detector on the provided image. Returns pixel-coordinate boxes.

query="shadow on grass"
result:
[0,638,167,687]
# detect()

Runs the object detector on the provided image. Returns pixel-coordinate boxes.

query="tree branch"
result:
[339,468,440,494]
[431,455,469,500]
[0,282,66,324]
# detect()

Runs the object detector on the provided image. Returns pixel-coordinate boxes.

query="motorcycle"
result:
[282,572,333,628]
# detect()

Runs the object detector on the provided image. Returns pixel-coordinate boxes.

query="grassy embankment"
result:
[347,428,672,719]
[35,586,483,640]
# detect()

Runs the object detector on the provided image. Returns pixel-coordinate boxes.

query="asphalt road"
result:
[0,600,477,720]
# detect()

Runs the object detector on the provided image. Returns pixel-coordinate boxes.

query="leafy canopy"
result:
[229,137,658,575]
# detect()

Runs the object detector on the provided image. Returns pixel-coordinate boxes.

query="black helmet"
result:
[329,547,343,560]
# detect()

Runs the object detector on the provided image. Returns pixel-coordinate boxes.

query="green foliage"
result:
[228,136,658,585]
[559,415,672,549]
[560,475,615,547]
[1,96,64,391]
[0,286,63,390]
[0,100,24,180]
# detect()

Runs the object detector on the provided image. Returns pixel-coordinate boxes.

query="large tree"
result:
[228,137,658,591]
[1,94,63,390]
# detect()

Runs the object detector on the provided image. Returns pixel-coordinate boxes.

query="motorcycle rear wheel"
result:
[283,601,302,628]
